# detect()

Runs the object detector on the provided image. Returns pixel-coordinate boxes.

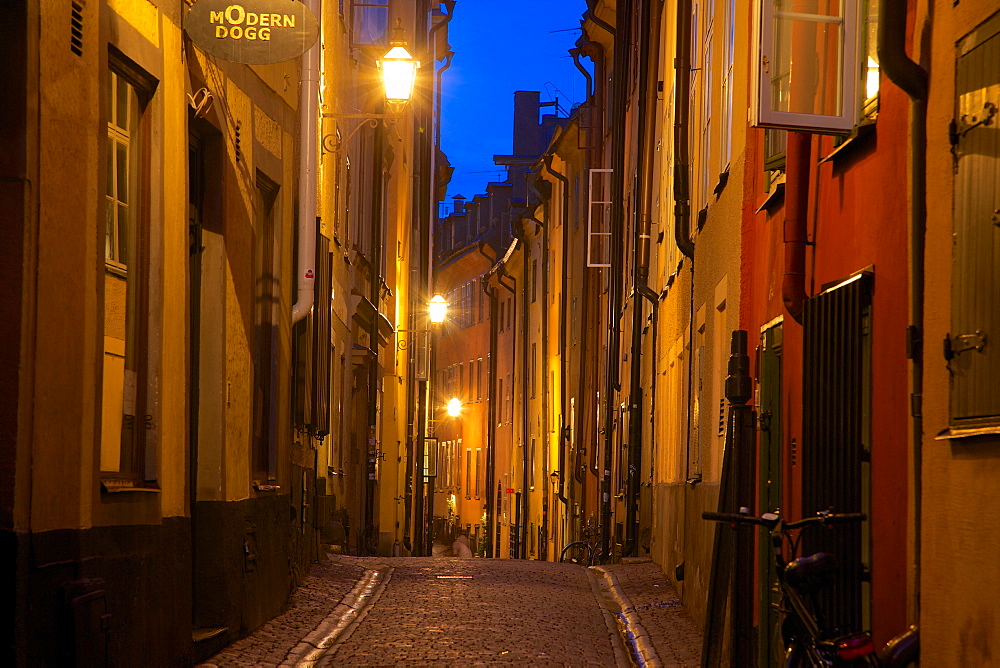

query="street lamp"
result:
[447,397,462,417]
[378,20,420,111]
[321,21,420,155]
[429,294,448,324]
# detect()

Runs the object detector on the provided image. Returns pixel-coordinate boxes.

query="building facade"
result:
[1,0,448,664]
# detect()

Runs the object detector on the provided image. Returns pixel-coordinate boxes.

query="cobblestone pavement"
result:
[201,554,704,667]
[596,560,703,667]
[198,557,367,667]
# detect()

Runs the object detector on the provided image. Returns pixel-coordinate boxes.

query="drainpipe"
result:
[624,0,661,558]
[584,0,615,36]
[476,242,498,558]
[878,0,927,627]
[515,213,538,560]
[672,0,697,590]
[570,47,594,100]
[496,259,519,557]
[782,131,811,323]
[601,0,632,561]
[292,0,321,323]
[673,0,694,261]
[541,156,570,510]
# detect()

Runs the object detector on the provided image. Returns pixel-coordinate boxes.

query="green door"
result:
[758,322,783,667]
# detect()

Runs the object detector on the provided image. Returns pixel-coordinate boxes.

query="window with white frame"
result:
[754,0,861,132]
[721,0,736,169]
[587,169,612,267]
[101,55,157,485]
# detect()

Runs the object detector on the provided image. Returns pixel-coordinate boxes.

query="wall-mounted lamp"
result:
[429,294,448,324]
[447,397,462,417]
[378,20,420,111]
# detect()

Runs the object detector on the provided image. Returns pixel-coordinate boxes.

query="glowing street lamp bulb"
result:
[429,294,448,323]
[447,397,462,417]
[380,46,418,102]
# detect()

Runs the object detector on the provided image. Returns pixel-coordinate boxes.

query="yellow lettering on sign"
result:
[209,5,296,42]
[225,4,244,25]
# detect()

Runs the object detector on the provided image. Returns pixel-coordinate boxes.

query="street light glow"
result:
[447,397,462,417]
[429,294,448,323]
[379,22,419,105]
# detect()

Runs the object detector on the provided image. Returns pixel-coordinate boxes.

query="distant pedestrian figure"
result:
[452,533,473,558]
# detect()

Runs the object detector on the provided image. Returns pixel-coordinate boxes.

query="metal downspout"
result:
[877,0,927,627]
[672,0,694,262]
[476,243,498,557]
[292,0,321,323]
[584,0,615,36]
[517,213,539,561]
[496,262,518,557]
[672,0,697,589]
[570,48,594,100]
[541,156,570,510]
[625,0,661,558]
[365,121,386,555]
[601,0,632,561]
[781,131,811,323]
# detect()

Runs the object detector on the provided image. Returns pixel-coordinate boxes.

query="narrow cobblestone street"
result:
[199,555,703,667]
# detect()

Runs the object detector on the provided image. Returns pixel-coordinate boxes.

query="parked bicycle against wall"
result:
[702,508,918,667]
[559,524,605,566]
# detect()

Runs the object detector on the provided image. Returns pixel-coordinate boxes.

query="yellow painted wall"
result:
[921,1,1000,662]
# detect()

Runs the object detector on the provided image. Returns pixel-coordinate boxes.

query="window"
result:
[530,343,537,399]
[755,0,861,132]
[699,14,714,207]
[498,377,504,426]
[101,56,156,484]
[477,358,483,402]
[764,128,788,172]
[721,0,736,168]
[475,448,482,499]
[587,169,612,267]
[253,175,280,481]
[466,448,472,499]
[948,15,1000,426]
[531,260,538,302]
[351,0,388,45]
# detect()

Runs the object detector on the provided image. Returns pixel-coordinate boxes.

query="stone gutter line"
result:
[282,565,393,667]
[593,566,662,668]
[586,566,633,667]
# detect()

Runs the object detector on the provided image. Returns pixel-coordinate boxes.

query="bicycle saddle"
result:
[784,552,839,590]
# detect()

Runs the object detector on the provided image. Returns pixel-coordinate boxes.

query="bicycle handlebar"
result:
[701,511,771,526]
[701,510,867,531]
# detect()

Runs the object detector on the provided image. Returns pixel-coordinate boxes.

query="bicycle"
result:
[559,524,604,566]
[702,507,918,667]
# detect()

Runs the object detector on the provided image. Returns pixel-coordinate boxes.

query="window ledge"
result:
[101,478,160,494]
[756,174,786,213]
[820,118,876,164]
[935,424,1000,441]
[105,261,128,278]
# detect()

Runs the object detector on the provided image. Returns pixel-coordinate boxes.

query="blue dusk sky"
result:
[439,0,590,203]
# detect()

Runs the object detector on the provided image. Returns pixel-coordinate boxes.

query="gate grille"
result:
[801,271,872,631]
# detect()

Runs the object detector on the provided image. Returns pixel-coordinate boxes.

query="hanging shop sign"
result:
[186,0,318,65]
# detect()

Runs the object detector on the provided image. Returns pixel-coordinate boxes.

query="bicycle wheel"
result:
[560,541,592,565]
